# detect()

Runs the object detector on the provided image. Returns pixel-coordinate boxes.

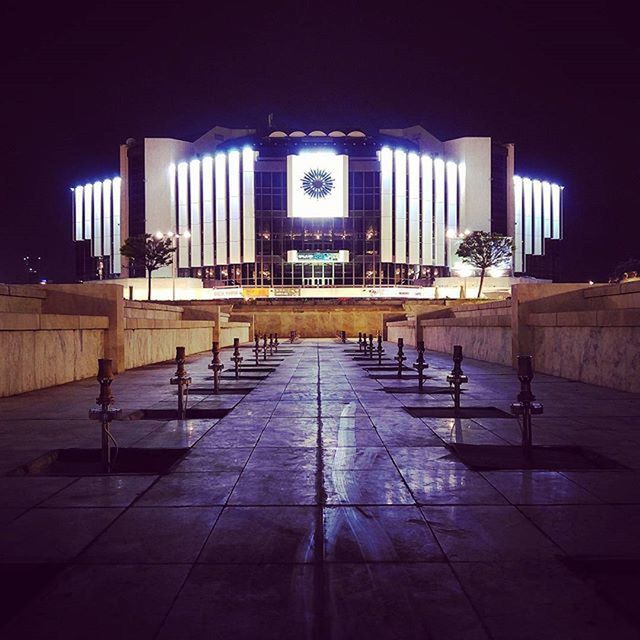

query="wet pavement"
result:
[1,339,640,638]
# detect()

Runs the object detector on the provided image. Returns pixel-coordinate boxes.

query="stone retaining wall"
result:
[398,282,640,393]
[387,320,417,346]
[230,301,408,339]
[0,312,107,397]
[0,284,250,396]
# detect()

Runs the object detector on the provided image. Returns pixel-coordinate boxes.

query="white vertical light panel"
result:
[202,157,214,265]
[458,162,466,232]
[92,181,102,257]
[168,162,177,234]
[513,176,523,273]
[533,179,543,255]
[421,155,433,265]
[408,152,420,265]
[394,149,407,263]
[523,178,533,256]
[380,147,393,262]
[242,147,256,263]
[83,183,93,241]
[542,181,552,240]
[177,162,189,268]
[189,159,202,267]
[112,178,121,273]
[74,186,83,241]
[434,158,446,266]
[102,179,112,256]
[228,150,241,264]
[215,153,228,265]
[551,184,561,239]
[446,161,458,237]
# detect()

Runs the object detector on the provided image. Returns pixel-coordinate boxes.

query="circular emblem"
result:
[301,168,334,199]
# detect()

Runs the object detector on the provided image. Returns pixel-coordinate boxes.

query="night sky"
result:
[1,0,637,283]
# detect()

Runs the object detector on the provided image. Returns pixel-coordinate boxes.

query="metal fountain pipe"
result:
[413,340,428,390]
[377,335,383,365]
[357,332,363,351]
[253,335,260,365]
[395,337,407,377]
[446,344,468,412]
[208,341,224,393]
[290,330,296,344]
[262,334,268,361]
[89,358,121,473]
[269,333,274,357]
[171,346,192,420]
[230,337,243,379]
[341,330,347,344]
[368,334,374,360]
[274,333,279,353]
[511,355,544,456]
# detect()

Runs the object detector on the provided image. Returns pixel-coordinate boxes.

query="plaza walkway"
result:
[0,340,639,639]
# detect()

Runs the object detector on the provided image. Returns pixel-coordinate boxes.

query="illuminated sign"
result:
[287,250,349,263]
[272,287,301,297]
[299,251,340,262]
[287,152,348,217]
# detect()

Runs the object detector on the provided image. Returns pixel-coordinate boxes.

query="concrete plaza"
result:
[0,340,639,639]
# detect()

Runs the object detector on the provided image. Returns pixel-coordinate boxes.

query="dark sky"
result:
[1,0,638,283]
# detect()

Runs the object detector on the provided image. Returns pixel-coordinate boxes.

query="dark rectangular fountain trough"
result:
[127,408,232,420]
[362,363,409,369]
[7,447,189,476]
[448,443,626,471]
[382,385,454,394]
[405,406,513,419]
[238,364,278,370]
[183,387,254,395]
[369,373,421,380]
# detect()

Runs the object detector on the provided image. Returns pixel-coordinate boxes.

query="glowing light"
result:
[380,147,393,263]
[456,265,474,278]
[287,151,348,218]
[394,149,407,263]
[421,154,434,266]
[446,229,457,239]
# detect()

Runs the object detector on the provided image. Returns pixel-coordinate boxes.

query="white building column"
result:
[420,155,433,266]
[380,147,393,263]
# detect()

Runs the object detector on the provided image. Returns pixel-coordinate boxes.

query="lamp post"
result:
[155,230,191,301]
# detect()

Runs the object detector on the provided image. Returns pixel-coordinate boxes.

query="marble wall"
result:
[407,281,640,393]
[0,322,105,397]
[0,285,250,396]
[387,320,417,346]
[233,303,408,340]
[421,325,512,367]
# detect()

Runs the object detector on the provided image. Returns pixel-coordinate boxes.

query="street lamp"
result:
[156,230,190,300]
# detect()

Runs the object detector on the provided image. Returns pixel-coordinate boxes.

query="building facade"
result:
[72,125,563,287]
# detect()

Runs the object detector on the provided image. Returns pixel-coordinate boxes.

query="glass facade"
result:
[185,158,435,287]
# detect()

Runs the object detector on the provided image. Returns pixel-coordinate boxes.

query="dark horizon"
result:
[2,0,638,284]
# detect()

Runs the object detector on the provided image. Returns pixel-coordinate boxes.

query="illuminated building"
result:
[71,125,563,287]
